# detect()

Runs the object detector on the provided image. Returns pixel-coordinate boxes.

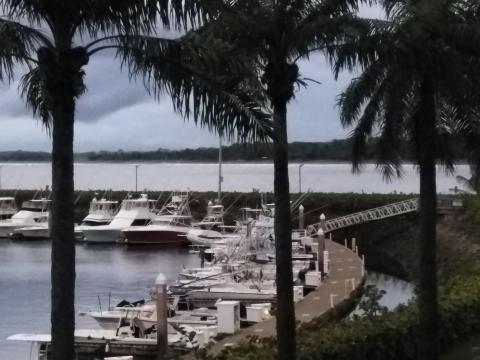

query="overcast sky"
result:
[0,6,381,153]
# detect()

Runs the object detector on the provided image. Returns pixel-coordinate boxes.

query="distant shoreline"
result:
[0,160,469,165]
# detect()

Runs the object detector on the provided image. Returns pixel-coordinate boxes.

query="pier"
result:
[205,238,364,357]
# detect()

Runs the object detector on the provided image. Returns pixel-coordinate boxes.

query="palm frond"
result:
[337,61,386,127]
[19,66,52,131]
[115,32,272,143]
[0,17,49,80]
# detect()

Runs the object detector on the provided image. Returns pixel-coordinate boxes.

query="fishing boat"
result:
[75,197,119,241]
[0,198,50,238]
[123,193,192,246]
[82,194,156,243]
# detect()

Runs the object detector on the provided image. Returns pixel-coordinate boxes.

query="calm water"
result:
[361,271,415,310]
[0,162,470,193]
[0,240,416,360]
[0,240,200,360]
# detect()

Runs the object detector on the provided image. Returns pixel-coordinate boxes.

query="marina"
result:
[0,191,464,359]
[0,236,415,360]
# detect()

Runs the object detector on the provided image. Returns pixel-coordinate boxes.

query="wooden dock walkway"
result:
[206,239,364,356]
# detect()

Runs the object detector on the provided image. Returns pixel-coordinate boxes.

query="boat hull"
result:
[12,227,49,240]
[186,289,276,308]
[82,228,124,243]
[0,225,18,238]
[123,228,190,246]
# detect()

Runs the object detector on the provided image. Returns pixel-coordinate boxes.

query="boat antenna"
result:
[74,191,83,205]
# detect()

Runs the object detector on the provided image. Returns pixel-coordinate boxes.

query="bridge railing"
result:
[307,198,419,234]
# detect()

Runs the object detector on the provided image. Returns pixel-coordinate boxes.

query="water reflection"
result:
[0,243,420,360]
[363,271,415,310]
[0,241,200,360]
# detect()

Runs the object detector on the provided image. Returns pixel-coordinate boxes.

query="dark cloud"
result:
[77,55,151,122]
[0,5,388,151]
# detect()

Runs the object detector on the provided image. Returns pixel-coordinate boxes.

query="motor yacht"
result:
[82,194,156,243]
[75,197,118,241]
[0,198,50,238]
[123,193,192,245]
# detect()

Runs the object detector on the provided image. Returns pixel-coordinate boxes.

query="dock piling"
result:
[155,273,168,360]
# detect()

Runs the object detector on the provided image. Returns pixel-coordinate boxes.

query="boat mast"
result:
[218,136,223,203]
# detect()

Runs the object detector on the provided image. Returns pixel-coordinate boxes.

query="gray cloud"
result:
[0,6,385,152]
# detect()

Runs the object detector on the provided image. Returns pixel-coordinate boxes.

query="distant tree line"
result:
[0,138,469,162]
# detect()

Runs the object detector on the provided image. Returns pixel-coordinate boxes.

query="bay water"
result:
[0,162,470,193]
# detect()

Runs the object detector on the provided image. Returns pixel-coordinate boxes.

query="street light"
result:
[298,163,305,193]
[135,164,140,193]
[0,165,2,190]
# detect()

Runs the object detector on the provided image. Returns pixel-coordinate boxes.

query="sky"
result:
[0,6,381,153]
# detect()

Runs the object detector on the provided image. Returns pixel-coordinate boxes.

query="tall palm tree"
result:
[334,0,480,358]
[0,2,270,359]
[195,1,370,359]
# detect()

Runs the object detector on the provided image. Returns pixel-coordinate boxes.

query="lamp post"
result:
[135,164,140,193]
[218,137,223,202]
[298,163,304,193]
[155,273,168,359]
[0,165,2,190]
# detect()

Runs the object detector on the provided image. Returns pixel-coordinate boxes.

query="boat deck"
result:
[204,239,364,357]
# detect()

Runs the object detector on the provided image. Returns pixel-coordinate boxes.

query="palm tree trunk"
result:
[272,98,296,360]
[50,69,76,360]
[416,78,439,360]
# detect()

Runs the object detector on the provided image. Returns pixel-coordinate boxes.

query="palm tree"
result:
[0,2,270,359]
[334,1,480,358]
[195,1,371,358]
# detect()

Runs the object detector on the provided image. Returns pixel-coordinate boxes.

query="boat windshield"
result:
[0,198,16,210]
[20,200,50,212]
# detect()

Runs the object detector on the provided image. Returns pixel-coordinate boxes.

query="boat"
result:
[75,197,119,241]
[11,221,49,240]
[122,193,192,246]
[186,284,277,308]
[82,194,156,243]
[0,197,17,220]
[192,202,225,231]
[0,198,50,238]
[8,325,198,359]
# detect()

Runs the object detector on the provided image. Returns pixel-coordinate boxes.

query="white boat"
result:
[0,197,17,220]
[8,325,197,359]
[192,202,225,230]
[75,197,119,241]
[82,194,156,244]
[186,284,277,308]
[123,193,192,246]
[0,199,50,238]
[12,223,49,239]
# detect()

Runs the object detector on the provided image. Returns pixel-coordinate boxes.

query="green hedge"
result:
[208,263,480,360]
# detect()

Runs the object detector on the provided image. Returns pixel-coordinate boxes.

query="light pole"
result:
[218,136,223,202]
[135,164,140,193]
[298,163,304,193]
[0,165,2,190]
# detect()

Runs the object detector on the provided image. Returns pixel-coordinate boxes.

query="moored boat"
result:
[82,194,156,244]
[123,193,192,246]
[75,197,119,241]
[0,198,50,238]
